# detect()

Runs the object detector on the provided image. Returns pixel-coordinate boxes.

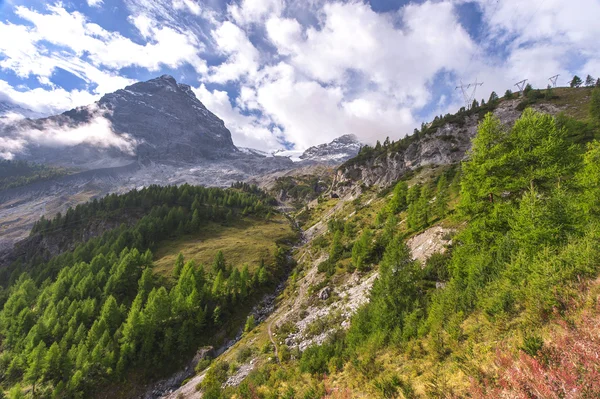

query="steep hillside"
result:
[162,86,600,399]
[0,183,299,398]
[1,85,599,399]
[335,87,595,190]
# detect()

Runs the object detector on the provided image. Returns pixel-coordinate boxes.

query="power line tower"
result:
[548,74,559,88]
[456,80,484,110]
[514,79,528,96]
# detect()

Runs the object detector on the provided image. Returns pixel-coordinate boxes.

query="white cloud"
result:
[87,0,104,7]
[266,1,473,109]
[172,0,202,16]
[11,5,207,73]
[0,106,137,159]
[0,3,205,114]
[229,0,283,26]
[208,21,260,83]
[193,84,282,151]
[0,79,99,115]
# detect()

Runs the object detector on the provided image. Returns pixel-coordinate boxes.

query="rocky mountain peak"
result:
[47,75,236,165]
[299,134,362,163]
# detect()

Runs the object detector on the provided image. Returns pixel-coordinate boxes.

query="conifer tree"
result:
[369,236,421,334]
[212,251,226,275]
[388,181,408,213]
[585,74,595,86]
[434,174,449,218]
[244,315,255,333]
[329,231,343,262]
[352,229,372,271]
[25,341,47,396]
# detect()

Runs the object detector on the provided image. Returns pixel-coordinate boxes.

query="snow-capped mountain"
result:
[0,101,44,120]
[299,134,362,163]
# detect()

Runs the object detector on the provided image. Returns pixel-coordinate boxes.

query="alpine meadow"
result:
[1,1,600,398]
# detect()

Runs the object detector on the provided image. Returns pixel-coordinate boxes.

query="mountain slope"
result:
[2,75,237,167]
[95,75,236,161]
[0,101,45,120]
[165,86,600,399]
[299,134,361,163]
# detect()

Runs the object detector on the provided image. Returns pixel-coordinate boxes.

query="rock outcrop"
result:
[334,100,566,190]
[300,134,362,163]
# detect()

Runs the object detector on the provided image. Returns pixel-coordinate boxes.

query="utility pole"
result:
[456,79,484,110]
[514,79,528,97]
[548,75,559,88]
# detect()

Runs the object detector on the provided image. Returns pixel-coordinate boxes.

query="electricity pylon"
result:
[456,79,484,110]
[548,75,559,88]
[514,79,528,96]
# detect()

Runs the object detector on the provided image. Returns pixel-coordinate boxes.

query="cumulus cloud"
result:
[193,84,282,151]
[0,3,205,113]
[208,21,260,83]
[228,0,283,26]
[0,106,137,160]
[87,0,104,7]
[2,0,600,154]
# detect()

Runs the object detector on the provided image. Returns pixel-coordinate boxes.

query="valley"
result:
[1,82,599,398]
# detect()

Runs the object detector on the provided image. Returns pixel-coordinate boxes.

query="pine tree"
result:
[388,181,408,213]
[257,266,269,285]
[406,184,420,205]
[434,174,449,218]
[213,305,222,325]
[244,315,255,333]
[212,251,226,275]
[369,236,421,334]
[329,231,343,262]
[137,267,154,302]
[100,295,121,334]
[25,341,47,396]
[488,91,499,103]
[585,75,595,86]
[570,75,583,87]
[407,194,429,231]
[504,89,513,99]
[173,253,185,278]
[240,264,250,298]
[212,270,224,298]
[351,229,372,271]
[44,342,62,383]
[191,209,201,231]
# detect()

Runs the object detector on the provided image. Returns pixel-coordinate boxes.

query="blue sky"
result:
[0,0,599,152]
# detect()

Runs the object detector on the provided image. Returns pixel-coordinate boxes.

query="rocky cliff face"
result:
[334,100,564,190]
[300,134,361,163]
[1,75,237,166]
[95,75,236,161]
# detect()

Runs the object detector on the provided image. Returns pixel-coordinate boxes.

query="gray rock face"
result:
[300,134,361,163]
[95,75,236,161]
[1,75,237,166]
[334,100,566,190]
[318,286,332,300]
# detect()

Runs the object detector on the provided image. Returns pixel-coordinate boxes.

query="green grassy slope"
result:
[153,215,297,276]
[193,86,600,399]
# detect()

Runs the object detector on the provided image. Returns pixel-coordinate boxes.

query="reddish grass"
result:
[470,309,600,399]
